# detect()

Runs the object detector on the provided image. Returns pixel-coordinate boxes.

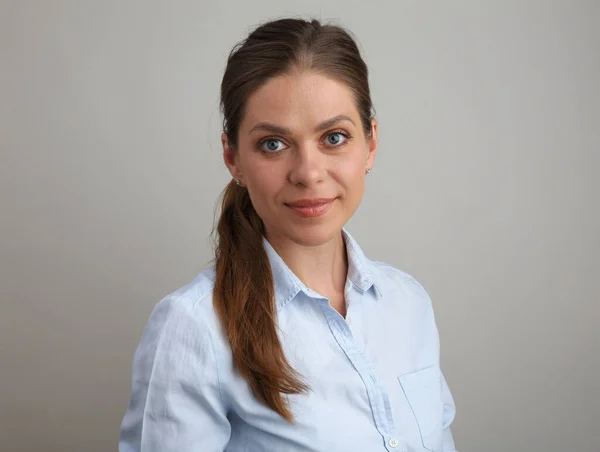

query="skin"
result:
[222,70,378,316]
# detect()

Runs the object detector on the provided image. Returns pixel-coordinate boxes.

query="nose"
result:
[288,143,326,188]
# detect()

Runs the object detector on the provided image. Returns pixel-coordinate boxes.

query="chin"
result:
[284,220,345,247]
[262,201,351,247]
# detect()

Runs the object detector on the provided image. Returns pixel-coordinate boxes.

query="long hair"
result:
[213,17,374,422]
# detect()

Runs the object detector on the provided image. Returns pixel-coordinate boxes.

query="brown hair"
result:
[212,17,374,422]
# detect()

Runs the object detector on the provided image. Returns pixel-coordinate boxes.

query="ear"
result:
[222,132,243,181]
[365,118,378,170]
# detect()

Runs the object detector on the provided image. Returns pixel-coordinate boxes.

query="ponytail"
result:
[216,16,372,422]
[212,181,309,422]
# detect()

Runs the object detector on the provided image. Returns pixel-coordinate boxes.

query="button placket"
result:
[317,301,402,452]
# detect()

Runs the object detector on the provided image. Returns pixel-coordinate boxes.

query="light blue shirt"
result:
[119,229,458,452]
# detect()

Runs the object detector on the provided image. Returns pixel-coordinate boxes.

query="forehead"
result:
[240,71,359,131]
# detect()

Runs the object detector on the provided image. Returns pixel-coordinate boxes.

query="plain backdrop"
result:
[1,1,598,451]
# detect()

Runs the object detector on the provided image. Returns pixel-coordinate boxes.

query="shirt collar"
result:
[262,228,384,311]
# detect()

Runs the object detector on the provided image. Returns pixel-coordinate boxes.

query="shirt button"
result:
[388,437,399,448]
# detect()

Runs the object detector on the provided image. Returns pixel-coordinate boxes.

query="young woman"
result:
[120,18,458,452]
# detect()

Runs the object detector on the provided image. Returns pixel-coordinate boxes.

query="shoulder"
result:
[124,267,232,428]
[369,260,441,352]
[146,267,218,328]
[135,267,226,364]
[370,259,434,309]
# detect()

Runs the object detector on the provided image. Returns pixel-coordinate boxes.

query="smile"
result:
[284,198,336,218]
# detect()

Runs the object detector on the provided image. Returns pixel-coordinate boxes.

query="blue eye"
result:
[258,131,350,154]
[325,132,349,147]
[260,139,286,153]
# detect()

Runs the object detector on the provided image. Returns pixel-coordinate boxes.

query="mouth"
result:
[284,198,336,218]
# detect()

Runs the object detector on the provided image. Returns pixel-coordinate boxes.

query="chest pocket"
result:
[398,364,444,452]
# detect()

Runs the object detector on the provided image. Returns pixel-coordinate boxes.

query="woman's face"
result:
[223,71,378,247]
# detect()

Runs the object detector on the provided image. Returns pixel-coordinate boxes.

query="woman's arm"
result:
[441,370,459,451]
[119,294,231,452]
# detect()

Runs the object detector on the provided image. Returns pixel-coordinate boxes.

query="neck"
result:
[266,229,348,302]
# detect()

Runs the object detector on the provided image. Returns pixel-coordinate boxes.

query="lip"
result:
[285,198,336,218]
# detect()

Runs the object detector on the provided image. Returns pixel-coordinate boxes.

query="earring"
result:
[365,168,371,174]
[234,179,241,186]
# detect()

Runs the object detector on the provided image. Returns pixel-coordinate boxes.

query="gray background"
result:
[1,1,598,451]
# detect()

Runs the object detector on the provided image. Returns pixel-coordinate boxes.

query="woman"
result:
[120,18,458,452]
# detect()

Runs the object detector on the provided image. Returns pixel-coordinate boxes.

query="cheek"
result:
[239,151,277,192]
[245,166,284,210]
[249,176,277,199]
[335,153,366,184]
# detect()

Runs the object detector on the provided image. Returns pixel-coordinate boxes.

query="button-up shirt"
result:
[119,229,459,451]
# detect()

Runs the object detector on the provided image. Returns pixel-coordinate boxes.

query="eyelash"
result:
[257,129,352,154]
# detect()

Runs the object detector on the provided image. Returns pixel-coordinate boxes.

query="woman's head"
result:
[220,18,378,246]
[213,18,375,422]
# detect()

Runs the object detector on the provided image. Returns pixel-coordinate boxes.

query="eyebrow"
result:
[248,114,356,135]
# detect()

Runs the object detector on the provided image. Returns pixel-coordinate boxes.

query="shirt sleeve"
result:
[119,294,231,452]
[441,370,459,451]
[403,273,459,451]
